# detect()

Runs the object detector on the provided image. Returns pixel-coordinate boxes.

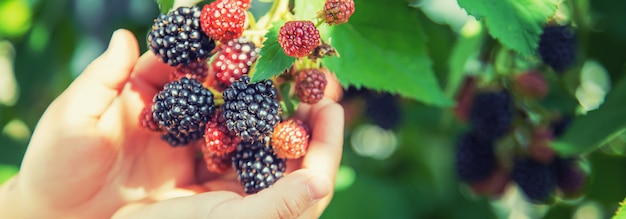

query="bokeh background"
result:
[1,0,626,218]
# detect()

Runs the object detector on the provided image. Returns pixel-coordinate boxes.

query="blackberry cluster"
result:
[469,90,514,140]
[152,78,215,146]
[222,76,282,142]
[512,158,555,202]
[232,140,286,194]
[455,132,497,183]
[148,6,216,66]
[538,25,577,72]
[365,92,401,130]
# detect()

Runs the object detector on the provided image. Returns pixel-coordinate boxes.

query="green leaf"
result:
[0,164,18,185]
[251,21,296,82]
[457,0,559,56]
[293,0,324,20]
[446,20,484,97]
[551,76,626,156]
[155,0,174,14]
[614,197,626,219]
[322,0,453,107]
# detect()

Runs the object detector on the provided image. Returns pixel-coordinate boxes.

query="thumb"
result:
[228,170,332,219]
[54,29,139,123]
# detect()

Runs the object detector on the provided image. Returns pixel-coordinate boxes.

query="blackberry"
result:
[512,158,555,202]
[222,76,281,142]
[294,68,327,104]
[152,78,215,146]
[232,140,286,194]
[213,37,259,88]
[148,6,216,66]
[469,90,514,141]
[538,25,577,72]
[553,158,586,196]
[551,116,572,138]
[365,92,401,130]
[455,132,497,183]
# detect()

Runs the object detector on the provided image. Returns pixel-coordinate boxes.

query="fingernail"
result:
[306,175,331,200]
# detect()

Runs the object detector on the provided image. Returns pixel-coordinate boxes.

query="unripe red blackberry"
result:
[469,90,514,141]
[152,78,215,146]
[295,68,327,104]
[271,119,310,159]
[232,140,286,194]
[278,21,320,57]
[148,6,215,66]
[204,108,240,155]
[139,104,161,132]
[513,71,549,99]
[170,61,209,82]
[512,158,556,203]
[200,146,233,174]
[212,37,259,88]
[455,132,497,183]
[538,25,577,72]
[222,76,282,142]
[322,0,355,25]
[200,0,246,42]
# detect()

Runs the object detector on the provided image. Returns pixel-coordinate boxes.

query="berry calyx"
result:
[278,21,320,58]
[295,68,327,104]
[322,0,355,25]
[212,37,259,88]
[200,0,246,43]
[148,6,215,66]
[204,109,240,155]
[271,119,310,159]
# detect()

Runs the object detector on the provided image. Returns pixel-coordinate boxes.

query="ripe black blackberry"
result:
[152,78,215,146]
[512,158,555,202]
[553,158,586,196]
[148,6,216,66]
[222,76,281,142]
[455,132,497,183]
[469,90,514,141]
[538,25,577,72]
[365,92,401,130]
[232,140,286,194]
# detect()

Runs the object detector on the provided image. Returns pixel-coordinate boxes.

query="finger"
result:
[323,70,343,102]
[129,52,173,92]
[113,170,330,219]
[53,29,139,121]
[299,98,344,218]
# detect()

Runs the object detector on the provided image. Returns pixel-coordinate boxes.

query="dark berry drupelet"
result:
[512,158,555,202]
[538,25,577,72]
[469,90,514,141]
[222,76,282,142]
[232,140,286,194]
[365,92,401,130]
[152,78,215,146]
[553,158,587,196]
[148,6,216,66]
[455,132,497,183]
[551,116,572,138]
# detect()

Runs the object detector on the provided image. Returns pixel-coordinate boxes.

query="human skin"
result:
[0,29,344,219]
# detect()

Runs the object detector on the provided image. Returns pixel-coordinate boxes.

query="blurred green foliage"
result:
[1,0,626,218]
